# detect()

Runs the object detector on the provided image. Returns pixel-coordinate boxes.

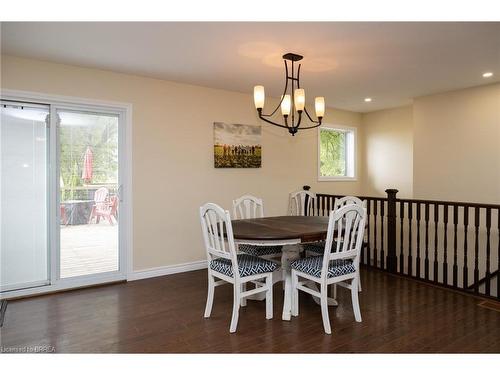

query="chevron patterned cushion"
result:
[291,256,355,278]
[210,254,279,278]
[238,244,282,257]
[303,241,337,255]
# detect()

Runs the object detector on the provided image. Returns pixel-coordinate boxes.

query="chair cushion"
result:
[210,254,279,278]
[291,255,355,278]
[238,244,282,257]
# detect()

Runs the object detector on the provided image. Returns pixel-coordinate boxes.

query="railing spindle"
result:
[381,200,385,270]
[497,208,500,300]
[453,205,458,288]
[433,204,439,282]
[463,206,469,289]
[485,207,491,296]
[416,203,422,278]
[424,203,430,280]
[400,201,405,274]
[360,198,365,265]
[374,200,378,268]
[366,199,371,266]
[408,202,413,276]
[474,207,480,293]
[442,204,448,286]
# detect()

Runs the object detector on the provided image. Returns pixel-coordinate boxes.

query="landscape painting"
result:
[214,122,262,168]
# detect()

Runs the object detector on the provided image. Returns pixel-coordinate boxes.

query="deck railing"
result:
[303,186,500,301]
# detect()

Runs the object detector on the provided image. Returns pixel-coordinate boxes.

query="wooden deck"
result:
[60,224,118,278]
[1,267,500,353]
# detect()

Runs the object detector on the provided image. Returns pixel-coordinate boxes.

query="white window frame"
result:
[0,89,133,299]
[317,124,357,182]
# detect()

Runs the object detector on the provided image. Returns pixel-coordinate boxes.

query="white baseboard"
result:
[128,260,207,281]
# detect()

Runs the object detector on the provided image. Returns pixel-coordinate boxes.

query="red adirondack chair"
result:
[88,187,109,224]
[97,195,118,225]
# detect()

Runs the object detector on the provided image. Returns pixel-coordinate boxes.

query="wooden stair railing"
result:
[467,269,499,290]
[304,185,500,301]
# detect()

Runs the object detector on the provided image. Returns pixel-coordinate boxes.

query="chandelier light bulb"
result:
[294,89,305,111]
[254,85,265,110]
[281,95,291,116]
[315,97,325,118]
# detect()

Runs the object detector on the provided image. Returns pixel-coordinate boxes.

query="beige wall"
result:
[413,83,500,204]
[361,106,413,198]
[361,83,500,204]
[1,55,362,271]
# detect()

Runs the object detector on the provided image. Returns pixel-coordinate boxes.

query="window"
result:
[318,125,356,180]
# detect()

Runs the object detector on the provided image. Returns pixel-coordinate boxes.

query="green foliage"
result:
[319,129,346,177]
[59,116,118,199]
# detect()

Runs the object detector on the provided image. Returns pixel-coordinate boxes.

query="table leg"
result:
[281,244,301,320]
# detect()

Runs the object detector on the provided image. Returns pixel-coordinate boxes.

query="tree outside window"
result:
[318,126,356,180]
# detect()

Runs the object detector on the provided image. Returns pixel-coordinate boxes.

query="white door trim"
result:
[0,89,133,300]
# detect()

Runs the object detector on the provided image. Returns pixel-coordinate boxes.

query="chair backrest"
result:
[289,190,316,216]
[94,187,109,210]
[199,202,238,273]
[334,195,366,210]
[94,187,109,203]
[232,195,264,219]
[321,204,367,278]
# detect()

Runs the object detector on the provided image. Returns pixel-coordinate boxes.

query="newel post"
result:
[385,189,399,273]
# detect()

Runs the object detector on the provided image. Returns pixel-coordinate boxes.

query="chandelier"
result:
[253,53,325,136]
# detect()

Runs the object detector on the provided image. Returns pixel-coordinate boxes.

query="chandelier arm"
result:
[258,111,290,129]
[303,106,320,123]
[294,119,323,130]
[261,60,289,118]
[295,111,303,129]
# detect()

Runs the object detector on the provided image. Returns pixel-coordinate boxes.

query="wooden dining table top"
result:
[230,215,330,243]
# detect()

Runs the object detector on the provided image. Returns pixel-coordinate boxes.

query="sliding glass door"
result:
[0,102,50,292]
[1,93,129,297]
[57,109,120,279]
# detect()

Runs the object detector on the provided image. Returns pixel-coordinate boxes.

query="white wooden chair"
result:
[232,195,282,258]
[290,204,367,334]
[200,202,279,333]
[233,194,264,219]
[303,196,366,293]
[289,190,316,216]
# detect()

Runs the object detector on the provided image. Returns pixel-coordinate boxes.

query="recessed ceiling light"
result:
[482,72,493,78]
[364,98,372,102]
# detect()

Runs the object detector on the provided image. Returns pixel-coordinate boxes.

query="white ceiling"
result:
[1,22,499,112]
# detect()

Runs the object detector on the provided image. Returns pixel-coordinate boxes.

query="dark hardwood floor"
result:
[1,267,500,353]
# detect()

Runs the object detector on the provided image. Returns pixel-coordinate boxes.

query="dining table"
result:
[230,215,337,321]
